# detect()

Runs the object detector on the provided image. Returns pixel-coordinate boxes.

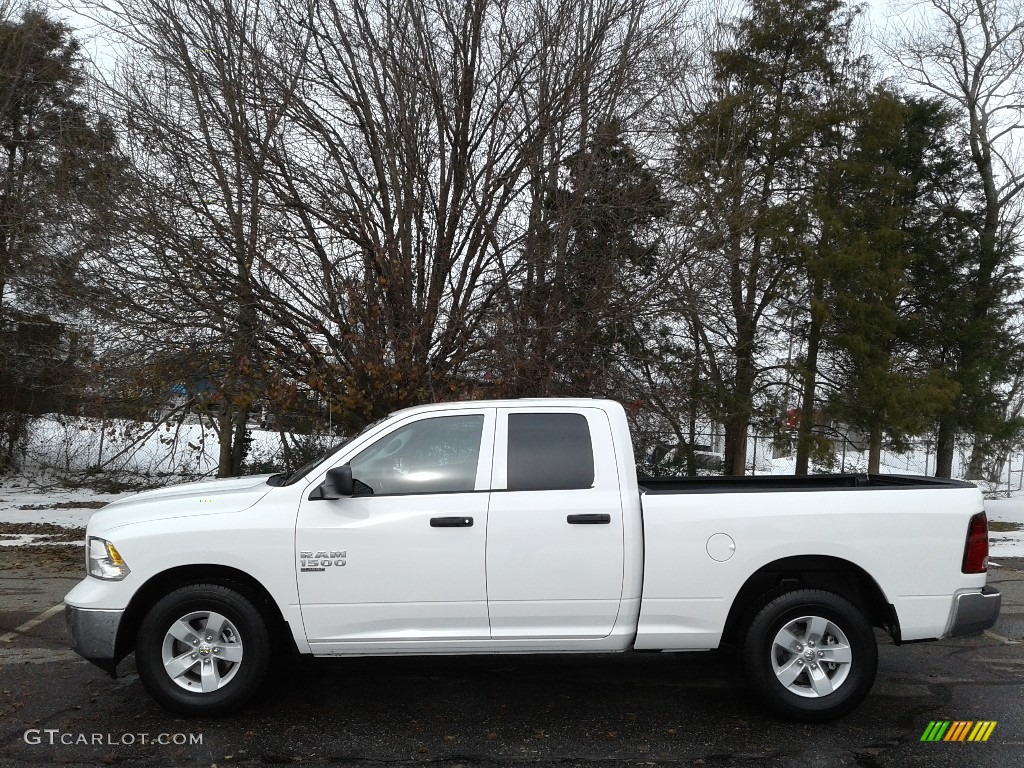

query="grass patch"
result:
[990,521,1024,533]
[16,500,108,510]
[4,543,84,573]
[0,522,86,539]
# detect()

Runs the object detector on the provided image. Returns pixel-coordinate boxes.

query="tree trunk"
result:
[966,440,988,479]
[724,416,748,476]
[795,279,823,475]
[963,123,1002,481]
[988,451,1009,486]
[724,334,756,476]
[230,406,249,475]
[934,413,955,478]
[685,390,698,477]
[217,409,233,478]
[867,424,881,474]
[279,428,293,471]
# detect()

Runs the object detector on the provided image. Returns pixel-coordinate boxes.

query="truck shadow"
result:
[91,650,944,763]
[246,651,762,749]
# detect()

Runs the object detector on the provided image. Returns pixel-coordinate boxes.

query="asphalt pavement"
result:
[0,550,1022,768]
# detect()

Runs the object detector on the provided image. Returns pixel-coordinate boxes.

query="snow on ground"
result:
[0,530,82,546]
[0,414,333,546]
[19,414,296,478]
[0,484,127,546]
[0,486,124,526]
[983,496,1024,559]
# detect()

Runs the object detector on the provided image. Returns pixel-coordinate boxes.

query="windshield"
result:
[273,416,390,486]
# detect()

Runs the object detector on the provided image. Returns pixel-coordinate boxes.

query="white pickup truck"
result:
[65,398,1000,721]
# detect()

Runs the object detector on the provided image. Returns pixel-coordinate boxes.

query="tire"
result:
[742,588,877,722]
[136,584,271,716]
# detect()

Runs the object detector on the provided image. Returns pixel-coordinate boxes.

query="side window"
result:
[349,414,484,495]
[507,413,595,491]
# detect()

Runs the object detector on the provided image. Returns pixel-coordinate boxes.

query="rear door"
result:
[485,407,625,639]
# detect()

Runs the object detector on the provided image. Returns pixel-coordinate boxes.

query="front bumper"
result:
[948,585,1001,637]
[65,604,125,674]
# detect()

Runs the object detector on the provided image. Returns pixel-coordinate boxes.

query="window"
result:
[507,413,595,491]
[348,414,484,495]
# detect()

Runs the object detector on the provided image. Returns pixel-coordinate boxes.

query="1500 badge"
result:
[299,551,347,572]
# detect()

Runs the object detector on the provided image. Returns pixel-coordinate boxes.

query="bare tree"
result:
[889,0,1024,478]
[250,0,681,423]
[73,0,684,478]
[78,0,293,475]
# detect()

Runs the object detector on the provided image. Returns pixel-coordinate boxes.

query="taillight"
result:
[962,512,989,574]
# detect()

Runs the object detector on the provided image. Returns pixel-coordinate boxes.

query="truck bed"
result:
[638,473,976,494]
[634,471,987,653]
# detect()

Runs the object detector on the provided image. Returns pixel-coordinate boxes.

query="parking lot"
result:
[1,549,1022,767]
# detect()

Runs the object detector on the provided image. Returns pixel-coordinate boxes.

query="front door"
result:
[297,409,495,651]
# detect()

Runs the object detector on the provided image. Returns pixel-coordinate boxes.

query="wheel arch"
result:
[720,555,899,649]
[115,565,295,663]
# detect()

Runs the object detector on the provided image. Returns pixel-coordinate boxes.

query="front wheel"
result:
[742,588,877,722]
[136,584,271,715]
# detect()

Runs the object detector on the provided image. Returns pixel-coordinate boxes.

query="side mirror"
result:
[318,465,354,500]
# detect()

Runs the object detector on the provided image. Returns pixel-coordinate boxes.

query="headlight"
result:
[87,537,131,581]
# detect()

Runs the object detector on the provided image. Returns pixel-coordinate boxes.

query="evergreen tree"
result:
[673,0,864,475]
[494,119,668,396]
[0,8,126,470]
[0,8,123,314]
[818,91,975,473]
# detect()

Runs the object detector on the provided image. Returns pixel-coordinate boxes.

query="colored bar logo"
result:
[920,721,997,742]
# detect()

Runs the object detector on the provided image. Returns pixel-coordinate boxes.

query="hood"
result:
[90,474,276,532]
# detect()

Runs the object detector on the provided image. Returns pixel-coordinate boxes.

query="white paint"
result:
[983,630,1022,645]
[0,603,65,643]
[0,648,80,665]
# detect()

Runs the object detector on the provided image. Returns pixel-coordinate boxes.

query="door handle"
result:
[566,514,611,524]
[430,516,474,527]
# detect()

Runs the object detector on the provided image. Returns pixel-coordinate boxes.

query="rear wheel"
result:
[136,584,271,716]
[742,588,877,722]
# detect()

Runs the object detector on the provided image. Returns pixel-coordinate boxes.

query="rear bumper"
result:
[948,585,1001,637]
[65,604,124,674]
